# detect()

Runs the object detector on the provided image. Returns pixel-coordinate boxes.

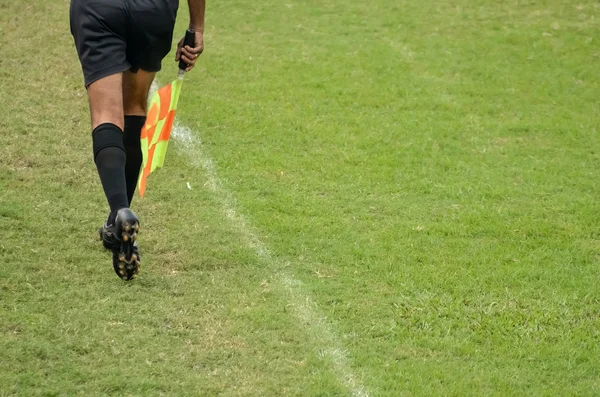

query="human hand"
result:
[175,30,204,71]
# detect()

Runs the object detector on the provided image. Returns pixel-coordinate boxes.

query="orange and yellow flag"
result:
[137,78,183,197]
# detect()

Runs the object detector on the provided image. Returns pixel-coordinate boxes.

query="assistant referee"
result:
[70,0,206,280]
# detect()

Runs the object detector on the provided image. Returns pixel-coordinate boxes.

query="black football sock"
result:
[92,123,128,225]
[123,115,146,205]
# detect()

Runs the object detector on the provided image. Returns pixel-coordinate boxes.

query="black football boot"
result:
[99,208,141,280]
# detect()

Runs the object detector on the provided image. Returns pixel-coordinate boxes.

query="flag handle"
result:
[178,29,196,76]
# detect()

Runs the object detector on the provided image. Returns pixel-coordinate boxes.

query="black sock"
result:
[123,116,146,205]
[92,123,128,225]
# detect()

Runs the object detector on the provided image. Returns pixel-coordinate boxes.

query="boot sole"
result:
[113,219,141,281]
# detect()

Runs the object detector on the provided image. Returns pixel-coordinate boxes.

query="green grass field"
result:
[1,0,600,395]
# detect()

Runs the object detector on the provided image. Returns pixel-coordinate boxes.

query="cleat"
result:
[98,223,117,251]
[104,208,141,281]
[96,209,141,280]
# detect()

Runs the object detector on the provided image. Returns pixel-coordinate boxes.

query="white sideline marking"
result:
[153,82,369,397]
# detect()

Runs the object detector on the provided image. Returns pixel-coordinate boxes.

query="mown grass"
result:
[1,0,600,395]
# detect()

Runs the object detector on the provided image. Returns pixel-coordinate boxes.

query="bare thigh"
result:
[123,69,156,116]
[87,73,124,130]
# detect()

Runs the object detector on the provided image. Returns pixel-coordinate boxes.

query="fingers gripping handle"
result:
[178,29,196,71]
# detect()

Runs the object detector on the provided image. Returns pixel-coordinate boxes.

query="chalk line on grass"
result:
[153,82,369,397]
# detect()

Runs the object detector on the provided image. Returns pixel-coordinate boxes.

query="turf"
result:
[1,0,600,395]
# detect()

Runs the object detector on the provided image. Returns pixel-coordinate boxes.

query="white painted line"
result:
[152,81,370,397]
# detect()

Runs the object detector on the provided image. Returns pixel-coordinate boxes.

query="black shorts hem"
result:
[85,63,131,88]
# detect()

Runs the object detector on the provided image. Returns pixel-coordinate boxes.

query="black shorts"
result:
[70,0,179,87]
